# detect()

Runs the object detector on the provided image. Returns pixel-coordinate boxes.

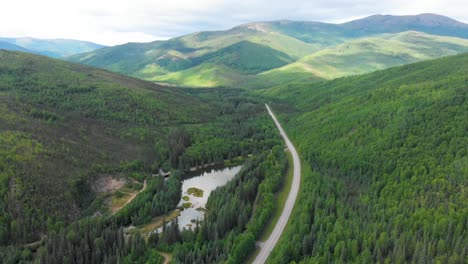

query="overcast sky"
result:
[1,0,467,46]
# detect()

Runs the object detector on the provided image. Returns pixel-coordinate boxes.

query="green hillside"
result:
[0,50,209,246]
[255,31,468,86]
[67,14,468,88]
[195,41,293,74]
[68,28,316,82]
[0,50,289,263]
[151,41,294,87]
[152,63,245,87]
[261,53,468,263]
[0,50,282,249]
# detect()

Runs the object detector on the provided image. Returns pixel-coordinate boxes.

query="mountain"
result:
[68,27,317,78]
[252,31,468,86]
[68,14,468,88]
[342,13,468,38]
[0,37,105,57]
[0,41,31,52]
[153,40,295,87]
[262,53,468,263]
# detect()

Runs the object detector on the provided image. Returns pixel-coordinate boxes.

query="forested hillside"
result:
[0,50,210,247]
[262,53,468,263]
[0,48,298,263]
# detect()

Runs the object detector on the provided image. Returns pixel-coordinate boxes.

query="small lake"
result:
[164,165,242,230]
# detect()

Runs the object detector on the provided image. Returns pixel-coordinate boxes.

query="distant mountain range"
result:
[0,41,31,52]
[67,13,468,88]
[0,37,105,58]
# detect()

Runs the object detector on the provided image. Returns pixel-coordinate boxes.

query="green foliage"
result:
[38,218,163,264]
[187,187,203,197]
[0,132,43,245]
[266,53,468,263]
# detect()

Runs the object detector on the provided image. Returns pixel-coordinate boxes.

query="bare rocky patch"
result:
[93,175,126,193]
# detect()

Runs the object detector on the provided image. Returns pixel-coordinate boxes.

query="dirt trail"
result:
[112,179,147,215]
[158,251,173,264]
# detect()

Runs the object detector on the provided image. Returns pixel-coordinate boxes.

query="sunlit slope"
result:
[69,28,316,81]
[151,41,295,87]
[255,31,468,87]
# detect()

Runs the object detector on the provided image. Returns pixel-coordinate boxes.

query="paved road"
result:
[253,105,301,264]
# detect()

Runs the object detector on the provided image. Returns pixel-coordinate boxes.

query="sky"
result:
[1,0,467,46]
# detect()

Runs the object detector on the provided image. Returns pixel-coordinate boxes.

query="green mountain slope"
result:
[261,53,468,263]
[0,50,212,245]
[151,41,294,86]
[194,41,294,74]
[0,50,284,255]
[255,31,468,86]
[0,37,105,57]
[68,14,468,88]
[0,50,288,263]
[68,28,316,79]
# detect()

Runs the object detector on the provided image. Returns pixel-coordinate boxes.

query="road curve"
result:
[253,104,301,264]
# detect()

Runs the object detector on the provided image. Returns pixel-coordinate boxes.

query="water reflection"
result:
[161,165,242,231]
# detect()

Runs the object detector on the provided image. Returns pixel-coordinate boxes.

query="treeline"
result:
[155,93,283,172]
[38,219,163,264]
[268,54,468,263]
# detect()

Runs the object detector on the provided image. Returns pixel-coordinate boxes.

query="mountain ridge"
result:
[68,13,468,88]
[0,37,106,57]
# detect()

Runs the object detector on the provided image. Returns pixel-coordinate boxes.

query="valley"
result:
[0,9,467,264]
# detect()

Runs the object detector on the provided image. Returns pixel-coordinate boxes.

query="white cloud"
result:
[0,0,466,45]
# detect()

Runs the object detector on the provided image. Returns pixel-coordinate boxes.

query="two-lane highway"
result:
[253,104,301,264]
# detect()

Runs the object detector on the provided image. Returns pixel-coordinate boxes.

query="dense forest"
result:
[263,53,468,263]
[148,146,288,264]
[1,47,467,263]
[0,50,213,248]
[0,50,292,263]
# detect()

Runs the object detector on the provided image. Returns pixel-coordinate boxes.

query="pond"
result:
[162,165,242,231]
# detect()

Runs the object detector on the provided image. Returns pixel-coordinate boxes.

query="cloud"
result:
[0,0,466,45]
